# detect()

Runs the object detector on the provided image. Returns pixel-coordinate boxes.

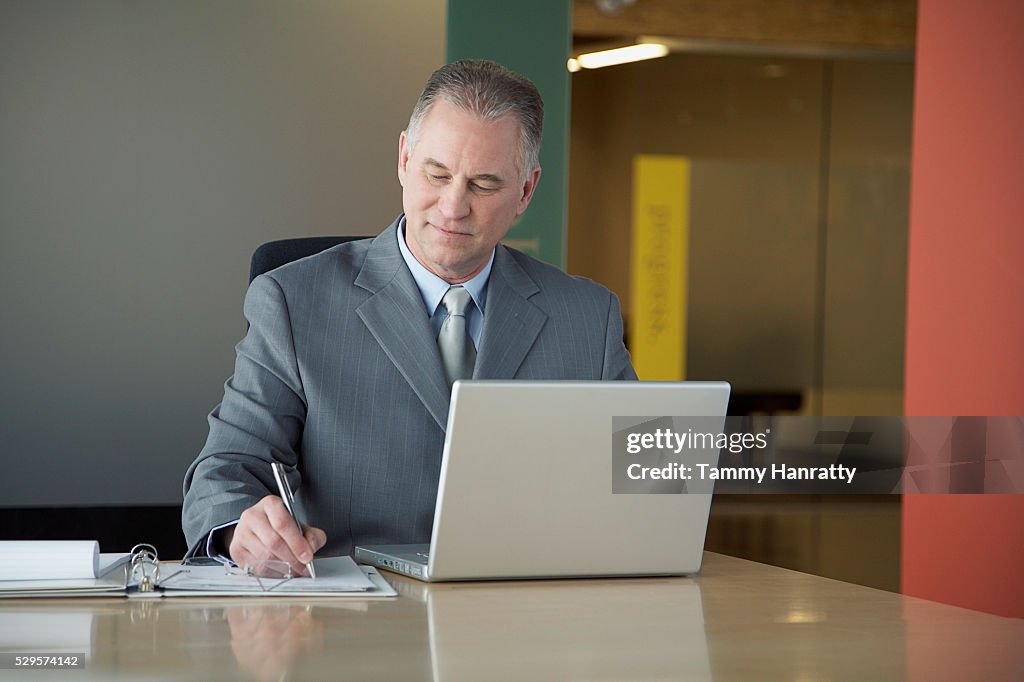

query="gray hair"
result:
[405,60,544,181]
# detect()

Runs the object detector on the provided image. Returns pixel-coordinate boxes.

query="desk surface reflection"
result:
[1,553,1021,680]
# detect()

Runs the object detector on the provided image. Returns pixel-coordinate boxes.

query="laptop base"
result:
[355,544,431,581]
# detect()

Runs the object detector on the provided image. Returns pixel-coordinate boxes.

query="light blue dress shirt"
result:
[396,215,491,349]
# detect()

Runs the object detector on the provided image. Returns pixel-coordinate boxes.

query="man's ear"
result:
[397,130,410,187]
[516,167,542,216]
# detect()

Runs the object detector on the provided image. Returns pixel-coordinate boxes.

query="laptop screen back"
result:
[427,381,731,580]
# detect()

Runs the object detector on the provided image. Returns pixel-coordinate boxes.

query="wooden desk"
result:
[1,553,1021,680]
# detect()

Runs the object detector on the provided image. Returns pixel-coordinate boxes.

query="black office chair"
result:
[249,236,368,283]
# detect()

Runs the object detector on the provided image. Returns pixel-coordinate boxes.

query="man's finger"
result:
[228,527,263,570]
[263,498,316,565]
[234,497,306,572]
[302,525,327,553]
[230,517,278,567]
[250,515,306,570]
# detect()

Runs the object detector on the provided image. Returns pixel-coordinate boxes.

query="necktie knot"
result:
[442,285,472,317]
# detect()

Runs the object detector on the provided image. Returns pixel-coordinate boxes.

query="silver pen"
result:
[271,462,317,579]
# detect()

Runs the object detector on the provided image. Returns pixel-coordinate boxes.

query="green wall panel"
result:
[447,0,572,268]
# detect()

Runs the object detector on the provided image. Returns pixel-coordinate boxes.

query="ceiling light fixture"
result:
[570,43,669,71]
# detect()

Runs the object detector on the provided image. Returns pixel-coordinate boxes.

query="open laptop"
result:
[355,380,731,582]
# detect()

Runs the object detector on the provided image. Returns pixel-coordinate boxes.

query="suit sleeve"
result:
[181,274,307,556]
[602,290,638,381]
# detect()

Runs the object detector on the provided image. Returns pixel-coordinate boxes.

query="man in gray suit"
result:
[182,60,636,572]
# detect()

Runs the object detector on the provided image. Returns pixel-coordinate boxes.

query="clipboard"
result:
[0,543,396,599]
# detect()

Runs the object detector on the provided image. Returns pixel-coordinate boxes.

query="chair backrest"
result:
[249,236,367,283]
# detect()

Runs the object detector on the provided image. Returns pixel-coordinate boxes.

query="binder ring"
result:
[129,543,161,592]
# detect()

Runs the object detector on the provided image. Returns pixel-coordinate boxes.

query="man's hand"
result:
[225,495,327,576]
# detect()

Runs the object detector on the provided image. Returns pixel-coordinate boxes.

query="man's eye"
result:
[428,174,449,182]
[471,184,497,193]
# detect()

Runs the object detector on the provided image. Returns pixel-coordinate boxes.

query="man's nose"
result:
[438,183,471,220]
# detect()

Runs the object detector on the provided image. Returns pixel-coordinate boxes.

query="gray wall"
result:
[0,1,446,506]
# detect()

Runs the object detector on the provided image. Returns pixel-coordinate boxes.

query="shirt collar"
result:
[397,215,492,316]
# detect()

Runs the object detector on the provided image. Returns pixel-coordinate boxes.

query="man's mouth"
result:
[430,222,472,237]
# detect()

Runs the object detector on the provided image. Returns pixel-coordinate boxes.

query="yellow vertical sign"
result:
[630,156,690,381]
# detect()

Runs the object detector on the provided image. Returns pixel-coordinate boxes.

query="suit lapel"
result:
[355,219,451,430]
[475,246,548,379]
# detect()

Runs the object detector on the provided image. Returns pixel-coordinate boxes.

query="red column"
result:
[903,0,1024,617]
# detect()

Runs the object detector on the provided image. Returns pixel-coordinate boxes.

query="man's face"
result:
[398,99,541,284]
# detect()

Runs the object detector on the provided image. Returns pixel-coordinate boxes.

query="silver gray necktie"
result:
[438,285,476,386]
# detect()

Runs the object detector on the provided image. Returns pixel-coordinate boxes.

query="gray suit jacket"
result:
[182,217,636,556]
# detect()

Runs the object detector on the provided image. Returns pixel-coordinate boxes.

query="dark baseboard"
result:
[0,505,187,560]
